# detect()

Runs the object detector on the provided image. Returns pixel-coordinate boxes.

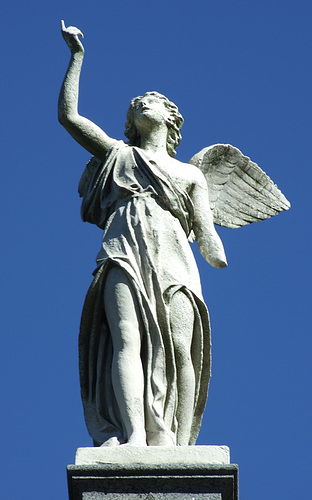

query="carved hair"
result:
[124,91,184,158]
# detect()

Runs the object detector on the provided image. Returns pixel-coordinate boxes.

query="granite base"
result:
[67,446,238,500]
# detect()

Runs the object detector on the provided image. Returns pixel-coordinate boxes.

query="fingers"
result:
[60,19,84,38]
[74,28,84,38]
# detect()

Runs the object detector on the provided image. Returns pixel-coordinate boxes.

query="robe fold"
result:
[78,141,211,445]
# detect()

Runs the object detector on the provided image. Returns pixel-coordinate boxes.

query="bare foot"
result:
[100,436,121,447]
[121,433,147,447]
[146,431,175,446]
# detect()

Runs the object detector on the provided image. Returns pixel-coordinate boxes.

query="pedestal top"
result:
[75,445,230,466]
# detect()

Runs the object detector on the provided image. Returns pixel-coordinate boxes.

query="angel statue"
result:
[58,21,290,448]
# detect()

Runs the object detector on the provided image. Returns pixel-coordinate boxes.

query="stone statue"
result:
[58,22,290,447]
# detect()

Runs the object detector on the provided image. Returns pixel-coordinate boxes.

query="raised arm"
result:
[58,21,116,160]
[190,169,227,269]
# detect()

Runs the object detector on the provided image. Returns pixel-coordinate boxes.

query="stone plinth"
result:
[67,446,238,499]
[75,445,230,466]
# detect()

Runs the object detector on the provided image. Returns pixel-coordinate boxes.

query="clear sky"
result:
[1,1,311,499]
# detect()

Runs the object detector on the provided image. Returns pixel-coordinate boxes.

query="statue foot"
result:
[146,431,175,446]
[121,433,147,447]
[100,436,121,447]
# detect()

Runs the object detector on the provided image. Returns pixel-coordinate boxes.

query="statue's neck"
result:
[139,125,168,156]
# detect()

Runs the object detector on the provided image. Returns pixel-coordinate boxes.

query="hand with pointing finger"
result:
[61,20,84,54]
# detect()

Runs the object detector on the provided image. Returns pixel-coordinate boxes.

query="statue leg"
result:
[170,290,195,445]
[103,266,147,446]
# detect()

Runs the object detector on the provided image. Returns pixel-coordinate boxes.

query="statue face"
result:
[133,95,171,131]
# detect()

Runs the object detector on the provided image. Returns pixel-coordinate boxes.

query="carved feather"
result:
[189,144,290,228]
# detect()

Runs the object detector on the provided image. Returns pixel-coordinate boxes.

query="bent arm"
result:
[191,171,227,269]
[58,22,116,160]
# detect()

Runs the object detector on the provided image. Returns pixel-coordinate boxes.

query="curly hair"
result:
[124,91,184,158]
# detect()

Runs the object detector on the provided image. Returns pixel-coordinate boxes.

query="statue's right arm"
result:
[190,168,228,269]
[58,22,117,160]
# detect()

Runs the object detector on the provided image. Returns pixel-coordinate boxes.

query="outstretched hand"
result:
[61,20,84,54]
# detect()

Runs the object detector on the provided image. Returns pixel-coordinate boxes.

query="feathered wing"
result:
[189,144,290,229]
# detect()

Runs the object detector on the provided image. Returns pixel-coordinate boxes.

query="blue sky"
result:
[1,1,311,498]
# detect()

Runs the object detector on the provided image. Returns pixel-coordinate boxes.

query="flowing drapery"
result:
[78,142,211,445]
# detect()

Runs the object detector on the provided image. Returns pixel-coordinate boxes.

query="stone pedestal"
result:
[67,446,238,499]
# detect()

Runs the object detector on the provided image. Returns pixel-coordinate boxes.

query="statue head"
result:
[124,91,184,158]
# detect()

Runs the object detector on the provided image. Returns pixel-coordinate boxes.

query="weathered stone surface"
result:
[189,144,290,229]
[75,445,230,466]
[81,495,222,499]
[67,462,238,500]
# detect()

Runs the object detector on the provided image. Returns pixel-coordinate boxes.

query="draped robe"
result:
[78,141,211,445]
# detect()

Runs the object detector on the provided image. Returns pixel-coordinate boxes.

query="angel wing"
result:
[189,144,290,229]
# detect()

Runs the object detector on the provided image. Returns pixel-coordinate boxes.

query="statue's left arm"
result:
[190,170,228,269]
